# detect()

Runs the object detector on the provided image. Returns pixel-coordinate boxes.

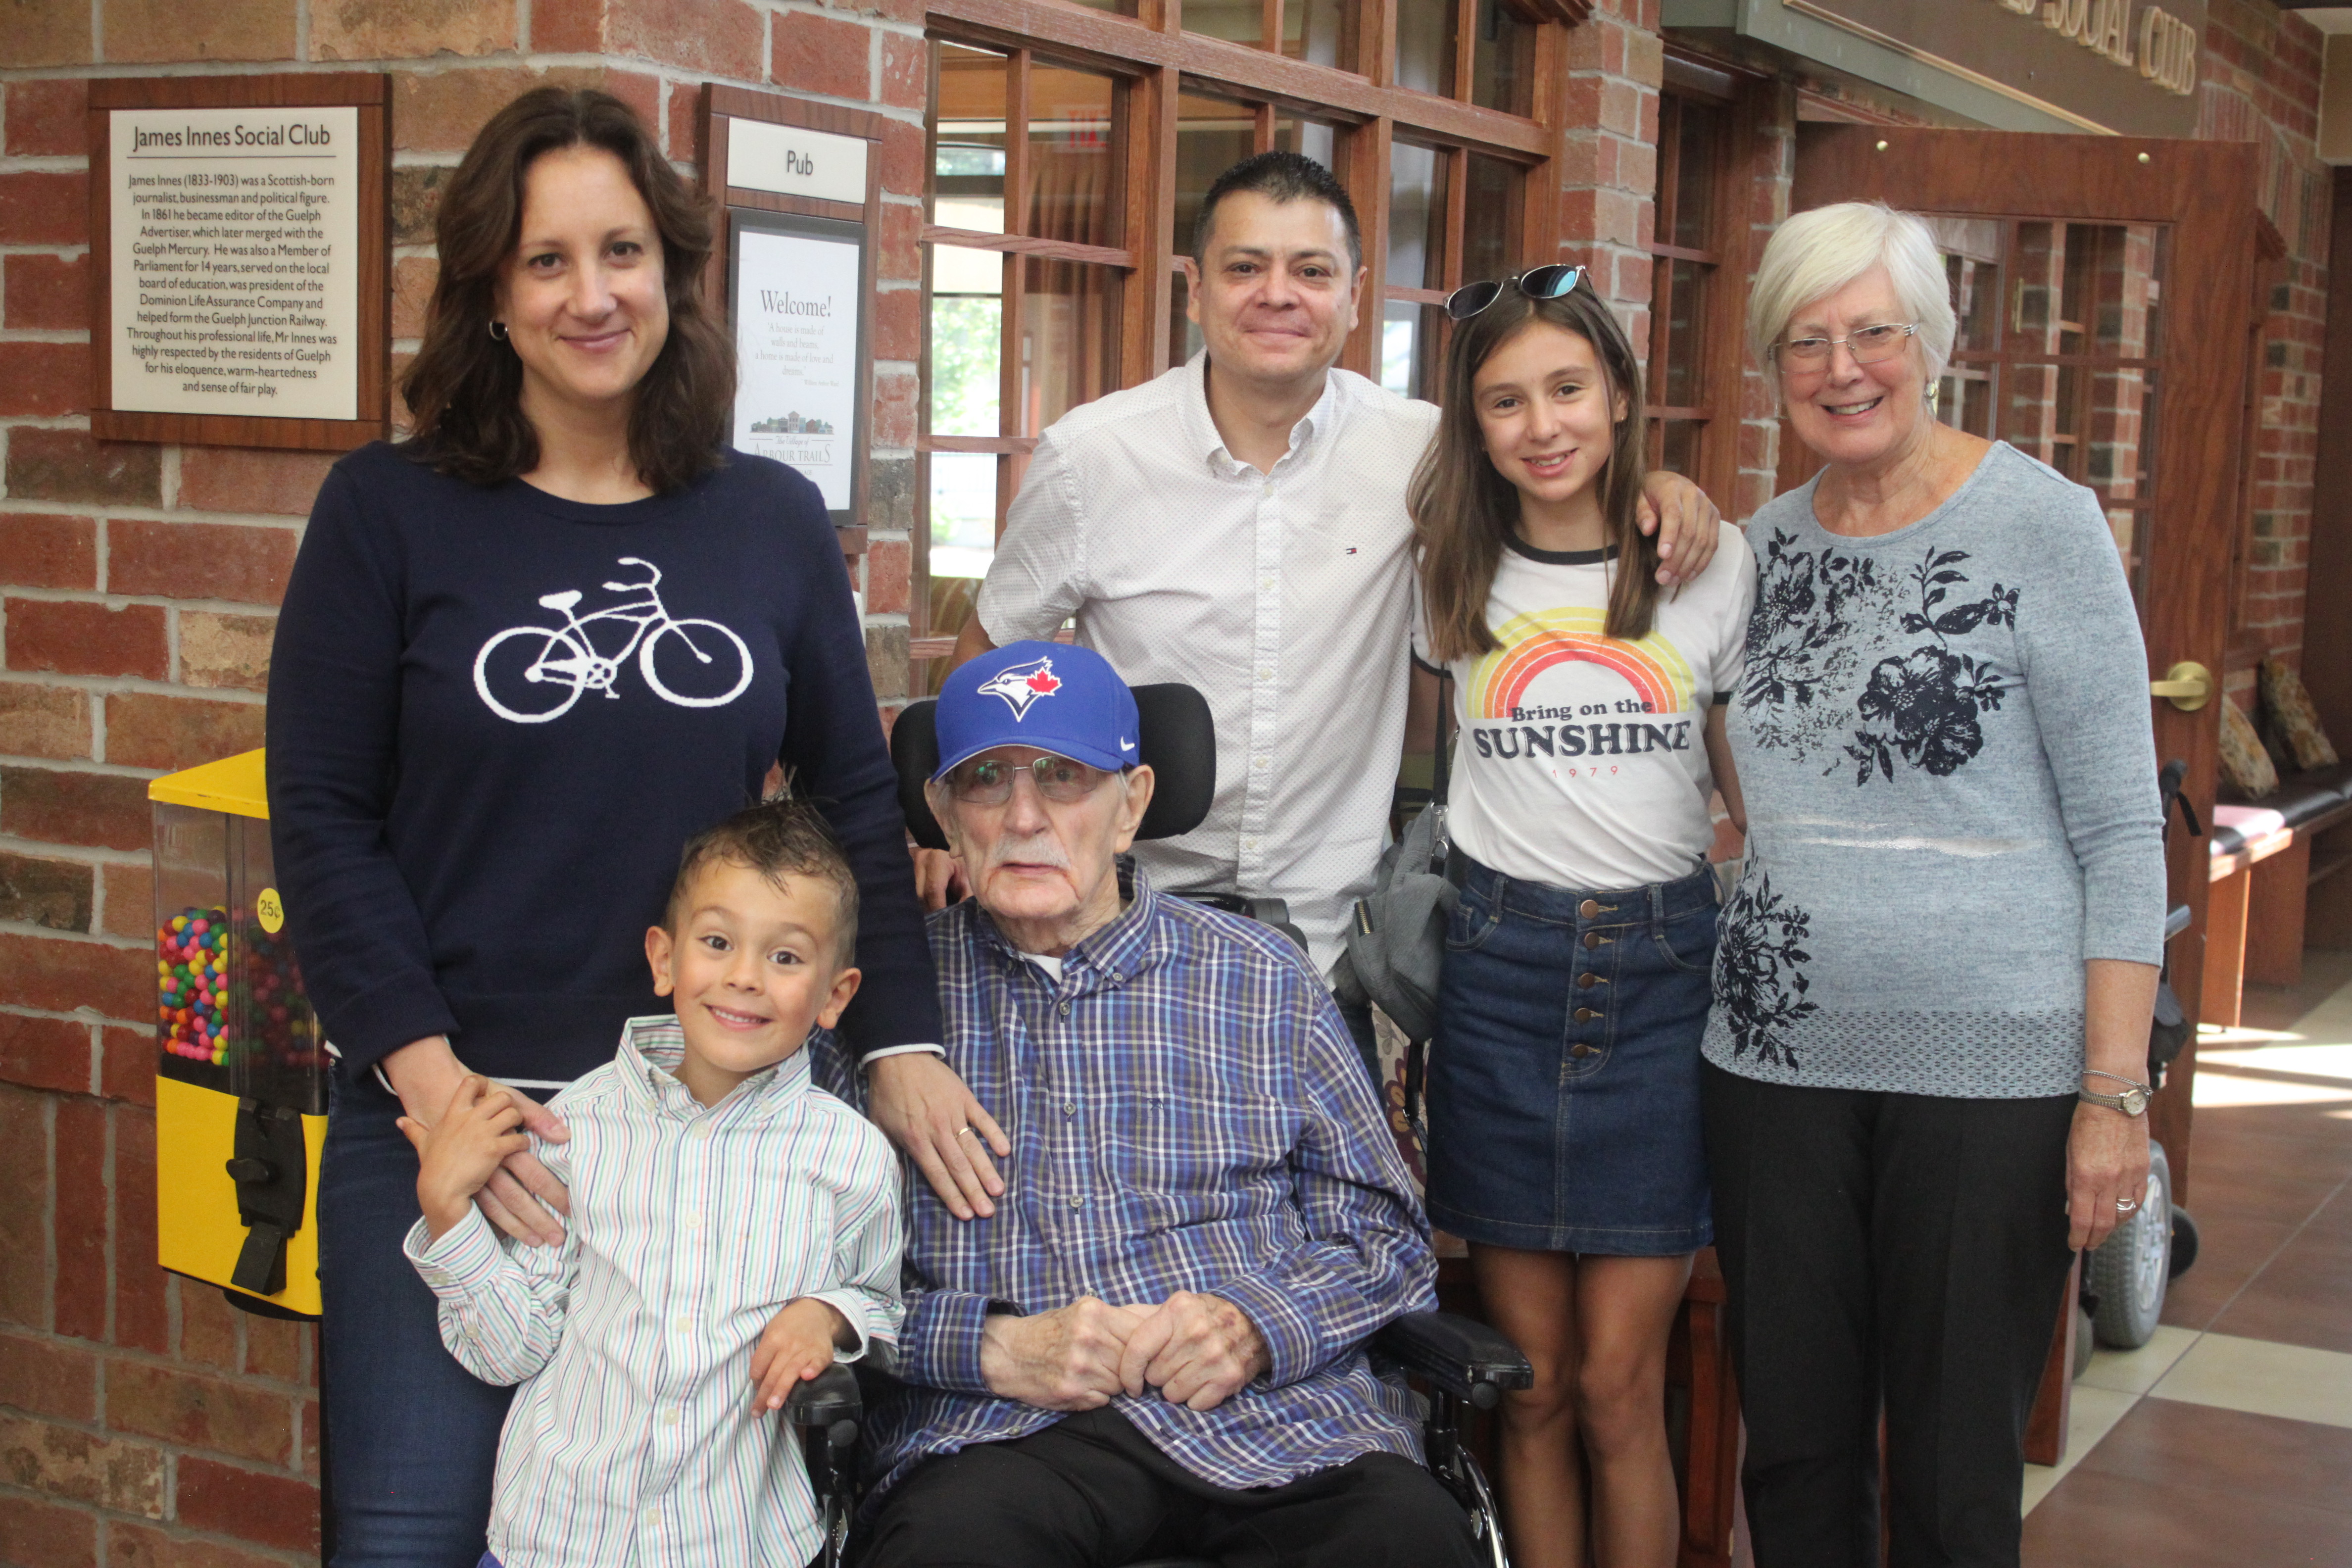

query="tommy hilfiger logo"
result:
[977,656,1064,719]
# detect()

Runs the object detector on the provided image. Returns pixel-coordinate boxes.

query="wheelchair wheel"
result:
[2169,1203,2200,1279]
[2087,1142,2172,1350]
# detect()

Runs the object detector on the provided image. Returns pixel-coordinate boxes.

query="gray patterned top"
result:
[1704,441,2166,1098]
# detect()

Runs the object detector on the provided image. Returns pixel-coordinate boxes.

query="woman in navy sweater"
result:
[266,88,937,1565]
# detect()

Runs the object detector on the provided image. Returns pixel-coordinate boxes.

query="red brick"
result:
[106,1362,292,1467]
[533,0,605,51]
[6,430,161,509]
[872,370,916,449]
[771,11,871,99]
[392,64,607,156]
[173,1458,320,1556]
[0,767,151,854]
[0,1411,164,1514]
[177,1282,239,1374]
[0,1086,46,1328]
[0,933,148,1021]
[0,1331,97,1422]
[610,0,763,77]
[0,685,92,762]
[667,78,698,162]
[107,521,297,606]
[0,852,93,934]
[880,118,925,200]
[99,1025,155,1108]
[244,1318,306,1386]
[0,342,89,419]
[313,0,515,58]
[101,0,296,62]
[0,1491,98,1568]
[101,694,265,774]
[6,600,166,682]
[98,862,154,942]
[4,254,90,334]
[177,612,274,695]
[52,1098,106,1342]
[865,537,910,616]
[0,1015,92,1099]
[0,515,98,591]
[107,1520,297,1568]
[112,1112,163,1354]
[4,79,89,157]
[874,286,920,361]
[0,172,88,246]
[176,448,336,518]
[881,32,927,110]
[877,199,921,283]
[600,69,663,133]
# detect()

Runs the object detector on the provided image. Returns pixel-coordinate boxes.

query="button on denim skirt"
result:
[1424,857,1718,1255]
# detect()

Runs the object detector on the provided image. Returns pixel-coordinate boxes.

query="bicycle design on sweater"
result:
[472,557,754,724]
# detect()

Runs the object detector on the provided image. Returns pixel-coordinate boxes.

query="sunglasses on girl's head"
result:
[1443,264,1586,321]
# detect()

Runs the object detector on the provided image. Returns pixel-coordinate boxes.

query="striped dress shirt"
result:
[405,1016,902,1568]
[862,870,1436,1498]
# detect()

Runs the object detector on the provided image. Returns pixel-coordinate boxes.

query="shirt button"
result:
[1058,1001,1072,1017]
[1257,667,1273,682]
[661,1406,681,1426]
[1069,1195,1085,1208]
[674,1313,692,1332]
[1261,578,1275,591]
[691,1122,713,1140]
[1064,1101,1077,1116]
[684,1210,702,1228]
[1254,756,1269,770]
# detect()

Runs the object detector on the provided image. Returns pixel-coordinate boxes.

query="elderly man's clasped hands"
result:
[981,1293,1271,1414]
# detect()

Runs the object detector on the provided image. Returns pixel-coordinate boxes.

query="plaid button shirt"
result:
[864,868,1437,1497]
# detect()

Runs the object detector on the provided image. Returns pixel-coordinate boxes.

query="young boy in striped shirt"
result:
[401,797,904,1568]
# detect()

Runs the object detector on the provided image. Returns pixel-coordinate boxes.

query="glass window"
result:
[1395,0,1455,96]
[1470,0,1534,116]
[1186,0,1266,48]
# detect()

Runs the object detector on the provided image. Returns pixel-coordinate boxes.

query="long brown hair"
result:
[399,88,734,493]
[1411,280,1656,664]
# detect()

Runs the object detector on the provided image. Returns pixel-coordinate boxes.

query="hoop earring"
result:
[488,320,509,342]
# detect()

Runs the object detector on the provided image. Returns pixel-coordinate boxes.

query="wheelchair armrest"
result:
[1373,1311,1533,1410]
[784,1362,864,1433]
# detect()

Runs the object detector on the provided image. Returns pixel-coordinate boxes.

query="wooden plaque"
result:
[89,74,390,452]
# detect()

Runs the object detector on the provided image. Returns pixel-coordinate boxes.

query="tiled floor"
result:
[2018,954,2352,1565]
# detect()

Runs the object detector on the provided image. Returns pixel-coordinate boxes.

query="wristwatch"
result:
[2079,1069,2152,1117]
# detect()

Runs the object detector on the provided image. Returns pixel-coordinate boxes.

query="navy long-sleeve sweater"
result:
[266,441,939,1086]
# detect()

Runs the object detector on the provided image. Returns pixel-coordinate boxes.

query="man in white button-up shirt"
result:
[874,152,1720,1219]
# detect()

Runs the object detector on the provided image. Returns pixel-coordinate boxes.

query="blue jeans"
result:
[321,1069,515,1567]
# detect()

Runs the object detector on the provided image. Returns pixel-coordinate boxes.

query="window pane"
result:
[1659,418,1700,483]
[1388,142,1447,292]
[1028,65,1118,246]
[1018,257,1121,436]
[1274,112,1337,173]
[1382,301,1442,400]
[927,255,1002,438]
[929,452,1000,579]
[1395,0,1455,96]
[1170,260,1201,370]
[1285,0,1349,67]
[1470,0,1534,116]
[932,43,1008,229]
[1462,153,1521,287]
[1670,96,1721,253]
[1662,260,1707,409]
[1186,0,1264,47]
[1176,92,1257,258]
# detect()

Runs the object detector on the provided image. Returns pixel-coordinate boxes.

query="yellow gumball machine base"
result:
[150,749,326,1319]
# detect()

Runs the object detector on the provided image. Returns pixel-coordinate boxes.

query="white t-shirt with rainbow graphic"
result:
[1419,522,1755,892]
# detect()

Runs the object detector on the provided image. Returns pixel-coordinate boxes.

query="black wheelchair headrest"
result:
[891,683,1215,852]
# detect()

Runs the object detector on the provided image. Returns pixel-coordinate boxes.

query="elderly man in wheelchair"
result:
[796,639,1526,1568]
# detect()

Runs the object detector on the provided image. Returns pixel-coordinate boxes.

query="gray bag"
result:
[1331,670,1457,1048]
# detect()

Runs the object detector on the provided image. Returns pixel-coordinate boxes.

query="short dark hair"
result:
[399,87,735,494]
[667,795,860,967]
[1190,151,1363,270]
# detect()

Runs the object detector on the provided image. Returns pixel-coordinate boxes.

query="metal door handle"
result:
[2150,660,2212,712]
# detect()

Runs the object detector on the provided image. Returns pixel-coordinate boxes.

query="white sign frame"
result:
[728,211,870,523]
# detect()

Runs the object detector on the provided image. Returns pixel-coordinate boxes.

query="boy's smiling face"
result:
[644,858,860,1107]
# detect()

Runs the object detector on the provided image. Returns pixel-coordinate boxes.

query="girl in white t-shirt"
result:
[1410,268,1753,1568]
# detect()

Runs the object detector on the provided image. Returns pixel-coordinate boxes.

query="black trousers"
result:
[1700,1063,2077,1568]
[855,1408,1481,1568]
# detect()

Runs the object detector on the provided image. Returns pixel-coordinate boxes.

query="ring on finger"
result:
[957,1126,977,1139]
[2115,1197,2138,1213]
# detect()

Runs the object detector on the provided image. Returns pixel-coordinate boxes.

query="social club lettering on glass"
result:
[108,106,363,422]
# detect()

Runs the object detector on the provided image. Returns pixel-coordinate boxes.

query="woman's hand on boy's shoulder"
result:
[751,1297,856,1412]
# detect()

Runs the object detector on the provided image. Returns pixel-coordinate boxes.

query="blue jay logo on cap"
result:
[975,655,1065,720]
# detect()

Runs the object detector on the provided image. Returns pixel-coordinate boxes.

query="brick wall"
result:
[0,1,919,1561]
[1553,0,1662,328]
[2203,0,2329,699]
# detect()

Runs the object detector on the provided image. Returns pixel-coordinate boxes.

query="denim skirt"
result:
[1424,857,1718,1255]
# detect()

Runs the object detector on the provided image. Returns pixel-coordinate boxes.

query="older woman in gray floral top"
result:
[1703,201,2165,1568]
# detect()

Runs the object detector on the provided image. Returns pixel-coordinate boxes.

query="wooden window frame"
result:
[910,0,1582,660]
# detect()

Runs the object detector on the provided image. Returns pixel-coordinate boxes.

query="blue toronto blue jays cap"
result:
[932,639,1140,778]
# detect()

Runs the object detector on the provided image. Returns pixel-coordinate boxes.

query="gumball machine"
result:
[150,749,325,1318]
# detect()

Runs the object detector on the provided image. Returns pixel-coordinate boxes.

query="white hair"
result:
[1748,201,1957,393]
